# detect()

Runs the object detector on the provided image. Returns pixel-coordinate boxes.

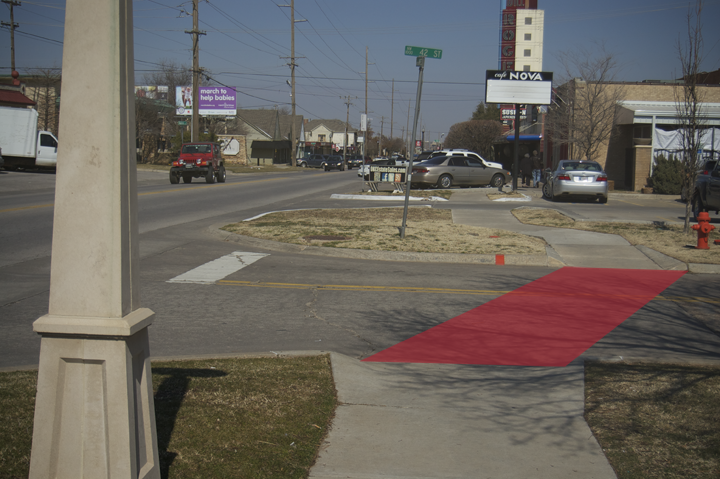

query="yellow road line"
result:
[0,203,54,213]
[217,280,720,304]
[139,176,288,196]
[218,280,509,295]
[0,176,292,212]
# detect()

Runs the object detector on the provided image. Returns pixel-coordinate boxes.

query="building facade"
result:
[548,80,720,191]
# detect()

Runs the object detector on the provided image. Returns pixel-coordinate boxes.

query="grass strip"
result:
[585,361,720,478]
[0,355,336,479]
[513,207,720,264]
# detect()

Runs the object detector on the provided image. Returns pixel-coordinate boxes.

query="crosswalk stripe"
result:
[167,251,269,284]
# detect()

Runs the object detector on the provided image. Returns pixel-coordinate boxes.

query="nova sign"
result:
[485,70,553,105]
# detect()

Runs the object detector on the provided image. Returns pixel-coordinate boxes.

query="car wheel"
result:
[692,194,705,219]
[300,162,307,168]
[490,174,504,188]
[205,167,215,184]
[182,174,192,184]
[217,165,226,183]
[437,174,452,189]
[598,196,608,204]
[169,171,179,184]
[542,181,552,199]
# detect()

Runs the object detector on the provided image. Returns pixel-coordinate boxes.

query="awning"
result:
[505,135,542,141]
[617,101,720,126]
[251,140,290,149]
[0,90,36,106]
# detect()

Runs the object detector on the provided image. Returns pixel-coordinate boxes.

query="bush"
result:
[650,154,683,195]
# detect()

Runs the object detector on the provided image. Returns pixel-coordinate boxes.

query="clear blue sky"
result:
[2,0,719,141]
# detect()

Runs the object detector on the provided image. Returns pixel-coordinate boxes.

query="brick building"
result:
[548,79,720,191]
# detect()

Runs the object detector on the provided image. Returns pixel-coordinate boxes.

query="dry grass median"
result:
[222,208,547,255]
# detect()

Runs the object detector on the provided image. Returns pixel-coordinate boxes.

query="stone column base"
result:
[29,308,160,479]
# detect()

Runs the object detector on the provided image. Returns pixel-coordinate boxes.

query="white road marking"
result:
[167,251,269,284]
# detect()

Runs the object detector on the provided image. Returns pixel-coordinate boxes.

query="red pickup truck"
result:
[170,142,226,184]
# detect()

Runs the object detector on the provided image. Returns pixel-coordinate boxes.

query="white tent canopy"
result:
[653,127,720,152]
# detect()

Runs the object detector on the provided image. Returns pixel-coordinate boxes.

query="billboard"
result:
[485,70,552,105]
[135,86,168,101]
[175,86,237,116]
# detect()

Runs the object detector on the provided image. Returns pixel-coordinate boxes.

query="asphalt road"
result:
[1,168,719,369]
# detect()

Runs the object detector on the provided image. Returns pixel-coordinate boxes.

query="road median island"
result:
[512,207,720,265]
[220,208,547,257]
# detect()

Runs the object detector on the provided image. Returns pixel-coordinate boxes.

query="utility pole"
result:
[406,99,411,156]
[390,79,394,139]
[379,116,384,156]
[1,0,20,84]
[341,95,356,167]
[185,0,205,142]
[364,47,369,158]
[280,1,305,165]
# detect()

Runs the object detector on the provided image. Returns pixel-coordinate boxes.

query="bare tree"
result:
[548,44,624,162]
[27,67,62,136]
[678,0,707,232]
[444,120,503,159]
[142,59,192,107]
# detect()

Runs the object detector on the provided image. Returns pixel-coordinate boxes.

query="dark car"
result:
[415,151,435,162]
[324,155,345,171]
[411,155,510,189]
[170,142,226,184]
[297,154,325,168]
[345,155,366,169]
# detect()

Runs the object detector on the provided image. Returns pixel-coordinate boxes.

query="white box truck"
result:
[0,106,59,170]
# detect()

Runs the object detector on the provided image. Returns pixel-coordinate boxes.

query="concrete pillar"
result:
[29,0,160,477]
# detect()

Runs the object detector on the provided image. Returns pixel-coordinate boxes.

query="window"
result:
[318,134,326,142]
[523,65,531,71]
[40,134,57,148]
[525,17,532,25]
[524,49,531,57]
[524,33,531,41]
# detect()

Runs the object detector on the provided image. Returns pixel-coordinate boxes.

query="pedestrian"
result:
[520,153,533,187]
[531,150,542,188]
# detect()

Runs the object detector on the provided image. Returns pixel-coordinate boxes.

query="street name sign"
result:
[405,46,442,59]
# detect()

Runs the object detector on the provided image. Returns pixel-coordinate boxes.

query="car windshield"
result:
[182,144,211,154]
[561,161,602,172]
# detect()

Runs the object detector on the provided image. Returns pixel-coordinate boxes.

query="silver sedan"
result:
[542,160,609,203]
[411,155,511,189]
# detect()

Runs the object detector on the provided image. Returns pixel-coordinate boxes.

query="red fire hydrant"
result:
[692,212,715,250]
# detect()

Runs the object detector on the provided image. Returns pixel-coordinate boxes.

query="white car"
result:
[429,149,503,169]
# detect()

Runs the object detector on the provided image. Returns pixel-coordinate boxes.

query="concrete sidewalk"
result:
[310,354,615,479]
[304,187,718,478]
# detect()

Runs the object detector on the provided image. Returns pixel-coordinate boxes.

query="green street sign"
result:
[404,45,442,59]
[178,121,187,126]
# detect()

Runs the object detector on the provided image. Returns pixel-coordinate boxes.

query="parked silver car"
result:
[410,155,511,189]
[542,160,608,203]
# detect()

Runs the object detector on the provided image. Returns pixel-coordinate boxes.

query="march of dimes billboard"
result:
[175,86,237,116]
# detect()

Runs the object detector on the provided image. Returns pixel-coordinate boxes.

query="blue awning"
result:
[506,135,542,141]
